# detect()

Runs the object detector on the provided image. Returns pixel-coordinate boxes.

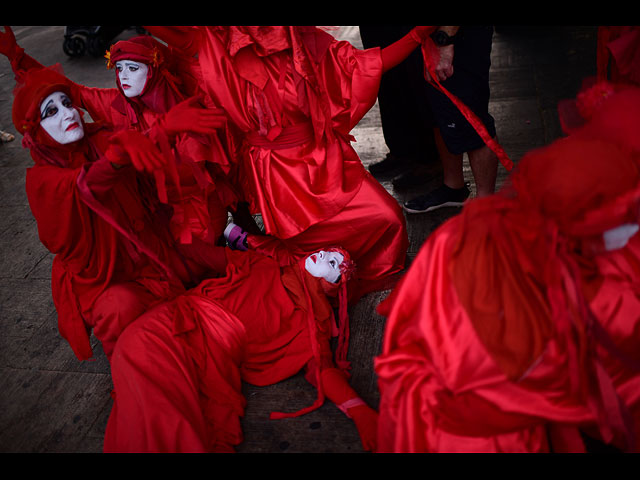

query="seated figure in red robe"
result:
[8,64,217,362]
[104,243,379,453]
[374,82,640,453]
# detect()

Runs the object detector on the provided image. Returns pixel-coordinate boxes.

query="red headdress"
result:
[105,35,189,115]
[12,64,72,136]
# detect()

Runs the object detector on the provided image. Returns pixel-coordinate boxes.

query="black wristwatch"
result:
[430,30,458,47]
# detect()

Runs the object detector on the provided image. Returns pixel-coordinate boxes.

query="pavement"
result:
[0,26,598,453]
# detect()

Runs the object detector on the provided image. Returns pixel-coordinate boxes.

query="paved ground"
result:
[0,26,598,453]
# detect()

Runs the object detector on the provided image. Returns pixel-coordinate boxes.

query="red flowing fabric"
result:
[105,299,245,452]
[375,92,640,452]
[8,35,238,250]
[13,66,189,360]
[145,26,407,293]
[597,26,640,85]
[105,247,343,451]
[26,145,187,360]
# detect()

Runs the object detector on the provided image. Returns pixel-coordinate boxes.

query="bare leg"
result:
[468,142,498,197]
[434,128,465,189]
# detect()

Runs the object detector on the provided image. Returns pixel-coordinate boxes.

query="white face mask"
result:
[305,250,344,284]
[39,91,84,145]
[116,60,149,98]
[603,223,639,251]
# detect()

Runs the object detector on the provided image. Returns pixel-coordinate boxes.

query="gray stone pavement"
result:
[0,26,597,453]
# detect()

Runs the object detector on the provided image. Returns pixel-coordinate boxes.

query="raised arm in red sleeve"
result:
[380,26,435,73]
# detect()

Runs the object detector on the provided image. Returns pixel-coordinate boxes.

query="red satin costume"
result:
[104,245,378,452]
[7,33,239,250]
[597,26,640,86]
[144,26,424,297]
[374,83,640,453]
[11,66,192,361]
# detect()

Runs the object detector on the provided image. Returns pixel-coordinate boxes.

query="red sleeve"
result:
[8,46,44,74]
[71,85,123,128]
[379,28,428,73]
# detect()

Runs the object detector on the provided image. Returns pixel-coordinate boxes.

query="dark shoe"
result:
[368,153,413,178]
[392,163,442,191]
[403,183,470,214]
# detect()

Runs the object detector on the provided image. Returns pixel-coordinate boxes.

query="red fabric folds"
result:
[597,26,640,85]
[146,27,406,292]
[375,84,640,451]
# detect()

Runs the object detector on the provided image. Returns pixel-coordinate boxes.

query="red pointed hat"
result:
[105,35,163,70]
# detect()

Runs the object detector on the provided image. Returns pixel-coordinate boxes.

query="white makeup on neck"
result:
[603,223,639,251]
[39,91,84,144]
[305,250,344,284]
[116,60,149,98]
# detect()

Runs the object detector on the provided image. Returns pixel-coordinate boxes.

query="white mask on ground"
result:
[305,250,344,284]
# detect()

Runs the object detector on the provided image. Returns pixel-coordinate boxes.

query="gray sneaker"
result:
[403,183,470,214]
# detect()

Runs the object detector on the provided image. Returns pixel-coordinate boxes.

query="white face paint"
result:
[603,223,639,251]
[305,250,344,284]
[116,60,149,98]
[39,91,84,145]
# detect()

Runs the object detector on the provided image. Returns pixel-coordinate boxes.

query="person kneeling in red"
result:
[375,83,640,452]
[12,65,204,362]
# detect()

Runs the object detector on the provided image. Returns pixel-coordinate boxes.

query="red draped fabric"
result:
[143,26,407,295]
[25,127,186,360]
[105,247,338,452]
[597,26,640,85]
[375,89,640,451]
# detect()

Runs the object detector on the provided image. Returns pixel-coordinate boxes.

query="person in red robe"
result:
[138,26,443,299]
[9,64,219,362]
[1,27,247,253]
[374,82,640,453]
[104,243,379,452]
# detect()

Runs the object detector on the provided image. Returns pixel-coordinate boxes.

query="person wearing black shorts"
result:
[403,26,498,214]
[359,26,441,190]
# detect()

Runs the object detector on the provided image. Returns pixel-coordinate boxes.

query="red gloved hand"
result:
[106,129,168,173]
[0,26,19,58]
[159,96,227,138]
[321,368,378,452]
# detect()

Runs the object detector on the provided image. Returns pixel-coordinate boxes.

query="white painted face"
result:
[603,223,639,251]
[39,91,84,144]
[115,60,149,98]
[304,250,344,284]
